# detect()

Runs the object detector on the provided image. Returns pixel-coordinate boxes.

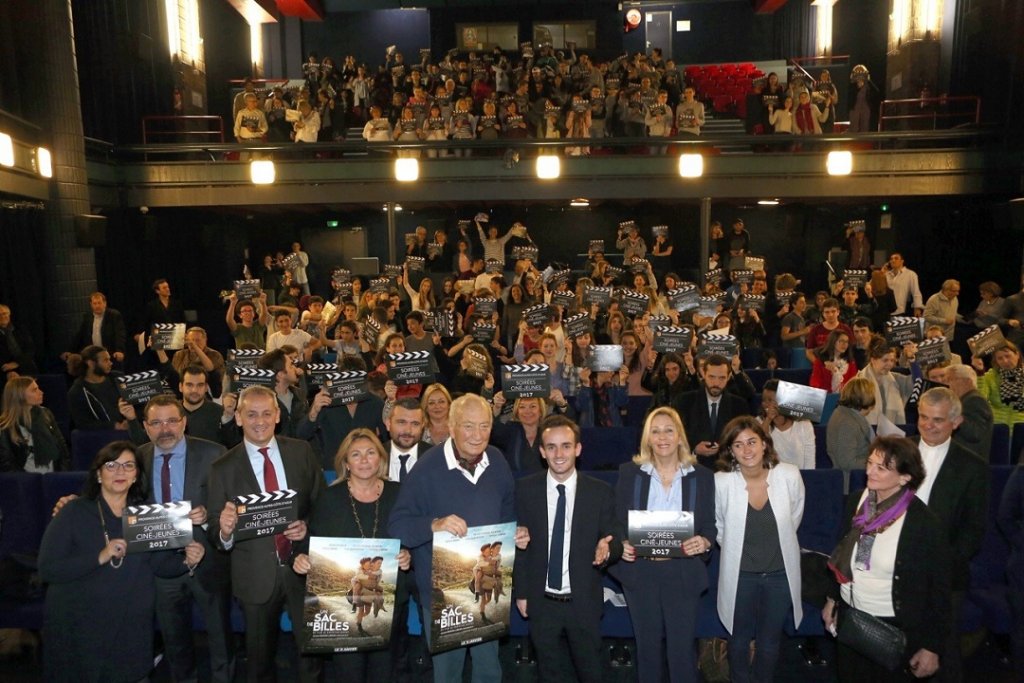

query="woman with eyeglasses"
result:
[714,416,805,683]
[39,441,205,682]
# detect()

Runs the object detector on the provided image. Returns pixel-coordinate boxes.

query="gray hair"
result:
[919,386,962,420]
[944,364,978,390]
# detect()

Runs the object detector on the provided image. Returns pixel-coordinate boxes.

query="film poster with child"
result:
[430,522,516,653]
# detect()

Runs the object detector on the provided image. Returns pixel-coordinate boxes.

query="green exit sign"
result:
[326,220,339,228]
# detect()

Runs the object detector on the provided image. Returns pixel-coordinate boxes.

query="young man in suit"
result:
[672,354,751,468]
[385,397,430,482]
[209,385,325,683]
[914,387,989,683]
[513,414,622,683]
[139,395,235,683]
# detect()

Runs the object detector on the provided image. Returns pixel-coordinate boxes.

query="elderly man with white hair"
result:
[945,363,994,461]
[924,279,961,340]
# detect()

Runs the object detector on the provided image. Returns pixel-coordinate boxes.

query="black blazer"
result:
[69,309,127,355]
[512,471,622,623]
[0,406,69,472]
[140,436,227,591]
[612,461,717,592]
[832,492,951,657]
[207,436,325,604]
[381,439,432,481]
[672,389,750,461]
[954,391,994,462]
[489,421,545,474]
[911,437,989,591]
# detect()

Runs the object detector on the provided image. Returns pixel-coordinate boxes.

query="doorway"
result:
[645,10,672,60]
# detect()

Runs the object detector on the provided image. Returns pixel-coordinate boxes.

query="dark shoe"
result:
[358,624,368,636]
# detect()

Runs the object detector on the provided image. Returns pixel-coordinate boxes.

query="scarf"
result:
[828,487,914,584]
[795,102,815,134]
[997,367,1024,411]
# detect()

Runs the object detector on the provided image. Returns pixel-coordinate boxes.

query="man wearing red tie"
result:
[208,385,325,682]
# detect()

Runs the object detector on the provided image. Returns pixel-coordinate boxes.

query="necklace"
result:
[348,480,381,539]
[96,499,123,569]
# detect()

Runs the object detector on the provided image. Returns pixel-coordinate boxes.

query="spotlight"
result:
[570,198,590,207]
[757,199,780,206]
[678,153,703,178]
[0,133,13,167]
[36,147,53,178]
[536,155,560,180]
[826,150,853,176]
[250,160,275,184]
[395,158,419,182]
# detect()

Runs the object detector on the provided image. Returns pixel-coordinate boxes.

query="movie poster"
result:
[301,536,402,653]
[429,522,516,653]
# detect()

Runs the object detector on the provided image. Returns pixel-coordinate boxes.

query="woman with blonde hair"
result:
[613,406,717,682]
[0,377,69,472]
[402,263,437,313]
[420,383,452,445]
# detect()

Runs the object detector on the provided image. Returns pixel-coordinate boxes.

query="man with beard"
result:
[123,366,231,446]
[385,397,430,482]
[258,348,307,438]
[672,355,751,468]
[67,345,124,430]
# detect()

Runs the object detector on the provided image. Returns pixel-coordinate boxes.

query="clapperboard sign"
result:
[501,364,551,399]
[229,367,277,392]
[630,257,651,274]
[464,348,490,379]
[387,351,433,385]
[619,220,637,236]
[648,315,672,331]
[704,268,723,287]
[589,239,605,254]
[227,348,264,371]
[383,264,403,279]
[604,265,625,282]
[628,510,694,558]
[123,501,193,554]
[433,311,458,338]
[116,370,169,404]
[233,490,299,542]
[406,256,426,272]
[668,284,700,312]
[731,269,754,286]
[485,259,504,274]
[362,318,381,347]
[775,380,828,422]
[332,268,352,285]
[427,242,443,258]
[698,296,723,319]
[564,312,594,338]
[916,337,951,366]
[475,212,489,223]
[548,269,571,288]
[842,269,869,290]
[744,256,766,272]
[651,225,669,238]
[520,41,533,58]
[739,294,766,312]
[776,291,794,307]
[334,281,353,298]
[590,345,624,372]
[152,323,186,351]
[404,233,419,247]
[523,303,552,328]
[306,363,339,388]
[697,333,738,360]
[370,277,391,294]
[511,245,538,262]
[474,297,498,317]
[471,321,496,344]
[282,252,302,271]
[234,279,262,301]
[967,324,1006,357]
[551,290,576,310]
[653,326,693,354]
[583,286,613,308]
[619,291,650,318]
[886,316,924,346]
[321,371,369,405]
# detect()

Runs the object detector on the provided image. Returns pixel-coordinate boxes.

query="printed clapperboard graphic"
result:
[471,321,497,344]
[332,268,352,285]
[362,318,381,347]
[740,294,766,312]
[383,264,403,279]
[590,345,624,372]
[511,245,538,262]
[548,269,571,288]
[668,284,699,312]
[501,364,551,399]
[234,279,262,300]
[967,324,1006,357]
[653,326,694,354]
[731,269,754,286]
[116,370,170,404]
[464,348,490,379]
[433,311,458,338]
[306,363,339,388]
[485,259,504,274]
[628,510,694,558]
[651,225,668,238]
[233,489,299,541]
[583,286,613,308]
[775,380,829,422]
[152,323,186,350]
[704,268,723,287]
[427,242,443,258]
[550,290,576,310]
[387,351,433,385]
[697,333,738,360]
[406,256,426,272]
[915,337,950,366]
[842,269,868,290]
[589,239,605,253]
[229,367,277,392]
[124,501,193,553]
[886,316,924,346]
[744,256,765,272]
[474,297,498,318]
[619,291,650,318]
[321,371,370,405]
[648,315,672,331]
[563,312,594,338]
[619,220,637,235]
[630,257,651,274]
[370,277,391,294]
[604,265,625,283]
[522,304,552,328]
[697,296,724,319]
[227,348,264,371]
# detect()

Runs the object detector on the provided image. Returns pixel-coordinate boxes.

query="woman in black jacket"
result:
[641,349,698,412]
[823,436,951,681]
[0,376,69,472]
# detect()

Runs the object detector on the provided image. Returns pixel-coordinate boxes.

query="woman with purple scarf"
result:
[823,436,952,682]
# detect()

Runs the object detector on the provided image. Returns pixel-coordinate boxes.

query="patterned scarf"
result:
[997,367,1024,411]
[828,487,914,584]
[795,102,815,133]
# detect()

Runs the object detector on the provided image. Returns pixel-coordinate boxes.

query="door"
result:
[645,10,672,61]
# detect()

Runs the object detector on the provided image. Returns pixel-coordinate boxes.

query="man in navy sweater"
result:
[389,394,527,683]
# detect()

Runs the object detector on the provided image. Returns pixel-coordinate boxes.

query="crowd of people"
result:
[0,211,1021,683]
[232,42,873,153]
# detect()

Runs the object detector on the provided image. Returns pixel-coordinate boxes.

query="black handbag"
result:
[836,583,907,672]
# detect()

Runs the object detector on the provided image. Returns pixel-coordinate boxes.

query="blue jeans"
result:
[728,569,792,683]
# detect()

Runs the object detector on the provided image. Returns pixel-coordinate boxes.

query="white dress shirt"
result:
[91,315,104,347]
[442,438,490,485]
[245,437,289,492]
[915,437,950,504]
[545,470,577,594]
[388,442,419,482]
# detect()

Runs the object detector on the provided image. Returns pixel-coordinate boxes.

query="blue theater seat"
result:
[776,368,812,386]
[0,472,44,558]
[1011,423,1024,465]
[70,428,130,470]
[818,393,840,424]
[848,469,867,492]
[797,469,844,553]
[966,465,1014,634]
[624,395,652,428]
[813,424,831,469]
[40,471,88,522]
[990,423,1010,465]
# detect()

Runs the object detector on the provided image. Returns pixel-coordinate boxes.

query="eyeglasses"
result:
[146,417,183,428]
[103,461,137,472]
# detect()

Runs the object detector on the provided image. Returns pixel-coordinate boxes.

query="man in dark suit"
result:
[946,363,994,461]
[671,354,750,468]
[384,397,430,482]
[513,414,622,682]
[65,292,127,364]
[209,385,325,683]
[139,395,234,683]
[914,387,989,683]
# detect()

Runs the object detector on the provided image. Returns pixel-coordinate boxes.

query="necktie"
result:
[548,484,566,591]
[398,454,410,481]
[161,453,173,504]
[709,401,719,434]
[258,447,291,563]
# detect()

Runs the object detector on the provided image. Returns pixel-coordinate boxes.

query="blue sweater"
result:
[388,442,516,605]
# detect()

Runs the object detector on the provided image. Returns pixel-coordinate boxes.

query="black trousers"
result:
[528,596,604,683]
[155,572,235,683]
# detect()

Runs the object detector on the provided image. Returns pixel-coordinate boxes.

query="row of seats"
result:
[1,466,1013,640]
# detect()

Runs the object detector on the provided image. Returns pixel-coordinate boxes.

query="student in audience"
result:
[67,345,125,431]
[760,379,816,469]
[225,291,270,349]
[973,340,1024,427]
[856,335,916,427]
[0,376,69,472]
[810,328,858,393]
[827,377,877,492]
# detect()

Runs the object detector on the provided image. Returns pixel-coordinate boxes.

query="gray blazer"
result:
[826,404,873,493]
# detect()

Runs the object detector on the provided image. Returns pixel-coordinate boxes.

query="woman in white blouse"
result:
[715,416,805,683]
[760,379,816,469]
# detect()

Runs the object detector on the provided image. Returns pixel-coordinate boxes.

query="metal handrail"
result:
[878,96,982,131]
[141,115,225,144]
